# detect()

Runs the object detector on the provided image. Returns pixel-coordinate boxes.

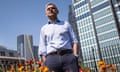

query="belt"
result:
[47,49,73,56]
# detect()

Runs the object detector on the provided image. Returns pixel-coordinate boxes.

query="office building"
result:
[0,45,24,69]
[0,45,18,57]
[33,45,39,61]
[17,34,33,60]
[68,5,83,62]
[73,0,120,71]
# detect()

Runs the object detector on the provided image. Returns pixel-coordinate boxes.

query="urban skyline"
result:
[0,0,120,72]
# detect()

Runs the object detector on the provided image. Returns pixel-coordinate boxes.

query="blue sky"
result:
[0,0,72,50]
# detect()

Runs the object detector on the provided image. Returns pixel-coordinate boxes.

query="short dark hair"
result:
[45,2,59,13]
[46,2,57,8]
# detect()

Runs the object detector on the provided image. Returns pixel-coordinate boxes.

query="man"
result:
[39,2,79,72]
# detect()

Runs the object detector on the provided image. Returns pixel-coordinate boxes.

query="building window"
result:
[0,51,5,56]
[9,52,14,57]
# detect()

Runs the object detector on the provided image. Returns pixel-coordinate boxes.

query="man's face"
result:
[45,4,58,17]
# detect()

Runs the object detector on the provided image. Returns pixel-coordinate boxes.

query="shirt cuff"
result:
[39,52,47,56]
[74,54,79,58]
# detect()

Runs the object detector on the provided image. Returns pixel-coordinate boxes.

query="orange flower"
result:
[100,65,106,70]
[10,65,15,71]
[106,64,112,68]
[43,66,49,72]
[26,60,31,65]
[98,61,105,68]
[18,64,24,71]
[32,67,36,72]
[39,66,44,71]
[36,61,42,67]
[24,66,29,72]
[18,66,24,71]
[39,66,49,72]
[111,65,117,71]
[17,63,22,68]
[30,58,34,64]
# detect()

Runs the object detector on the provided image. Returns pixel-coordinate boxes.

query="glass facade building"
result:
[17,34,33,60]
[73,0,120,71]
[33,45,39,61]
[68,5,83,62]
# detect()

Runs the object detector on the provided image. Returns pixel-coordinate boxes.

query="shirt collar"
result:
[48,19,60,24]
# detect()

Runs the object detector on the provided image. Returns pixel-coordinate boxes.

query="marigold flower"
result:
[98,61,105,68]
[30,58,34,64]
[43,66,49,72]
[39,66,44,71]
[32,67,36,72]
[10,65,15,71]
[100,65,106,70]
[39,66,49,72]
[18,65,24,71]
[26,60,31,65]
[24,66,29,72]
[36,61,42,67]
[111,65,117,71]
[106,64,112,68]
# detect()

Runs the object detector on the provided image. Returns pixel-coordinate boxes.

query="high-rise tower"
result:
[73,0,120,71]
[17,34,33,60]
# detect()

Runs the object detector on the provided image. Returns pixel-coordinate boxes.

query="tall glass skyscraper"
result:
[68,5,83,62]
[17,34,33,60]
[73,0,120,71]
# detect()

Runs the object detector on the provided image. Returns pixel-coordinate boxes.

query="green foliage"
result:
[79,63,84,69]
[0,66,4,72]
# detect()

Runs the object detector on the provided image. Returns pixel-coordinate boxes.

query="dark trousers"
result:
[45,53,79,72]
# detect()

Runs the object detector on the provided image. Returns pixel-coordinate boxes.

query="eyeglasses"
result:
[46,7,57,11]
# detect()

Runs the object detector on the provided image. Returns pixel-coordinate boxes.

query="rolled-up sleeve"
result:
[67,21,78,43]
[38,28,47,56]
